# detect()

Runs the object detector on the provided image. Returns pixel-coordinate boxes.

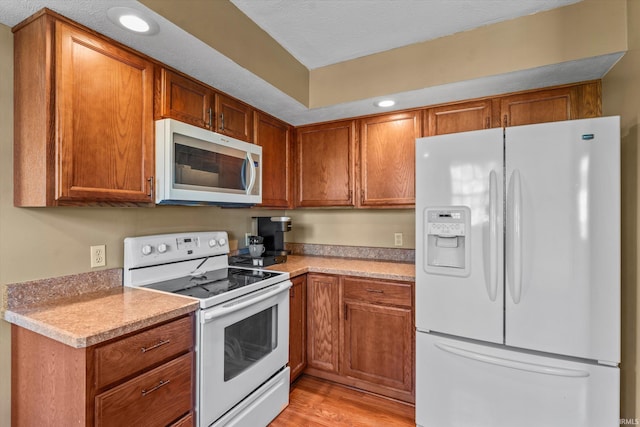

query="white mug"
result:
[248,244,265,258]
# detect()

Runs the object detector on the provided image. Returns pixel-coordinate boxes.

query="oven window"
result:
[224,305,277,381]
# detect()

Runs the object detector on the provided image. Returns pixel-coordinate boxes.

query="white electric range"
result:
[124,231,291,427]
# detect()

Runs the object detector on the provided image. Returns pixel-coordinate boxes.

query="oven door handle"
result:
[202,281,292,322]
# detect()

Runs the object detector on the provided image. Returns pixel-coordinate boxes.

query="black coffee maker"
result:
[257,216,292,261]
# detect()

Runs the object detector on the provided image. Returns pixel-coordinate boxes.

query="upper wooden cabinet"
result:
[157,68,254,142]
[499,81,601,127]
[255,112,292,208]
[215,93,254,142]
[295,120,356,207]
[14,12,155,206]
[358,111,421,207]
[424,99,492,136]
[157,68,214,129]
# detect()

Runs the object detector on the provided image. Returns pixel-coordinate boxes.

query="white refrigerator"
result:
[415,116,620,427]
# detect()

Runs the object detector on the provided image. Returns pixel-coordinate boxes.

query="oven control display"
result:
[176,236,200,251]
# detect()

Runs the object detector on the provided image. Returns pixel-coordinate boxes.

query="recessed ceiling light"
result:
[119,15,150,33]
[375,100,396,108]
[107,7,159,35]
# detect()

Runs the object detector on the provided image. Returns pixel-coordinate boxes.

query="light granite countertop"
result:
[3,269,199,348]
[4,254,413,349]
[266,255,415,282]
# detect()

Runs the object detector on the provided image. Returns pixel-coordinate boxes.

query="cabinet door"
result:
[255,112,292,208]
[296,121,356,207]
[359,111,420,207]
[289,275,307,382]
[342,277,414,402]
[343,301,414,398]
[158,68,214,129]
[306,274,340,374]
[425,100,492,136]
[499,82,601,127]
[56,21,154,203]
[215,93,254,142]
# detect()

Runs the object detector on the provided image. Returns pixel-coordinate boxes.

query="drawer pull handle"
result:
[140,339,171,353]
[141,379,170,396]
[365,288,384,294]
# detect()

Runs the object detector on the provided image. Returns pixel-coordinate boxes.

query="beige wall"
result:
[140,0,310,106]
[603,0,640,419]
[310,0,626,108]
[0,23,284,424]
[141,0,627,110]
[285,209,415,249]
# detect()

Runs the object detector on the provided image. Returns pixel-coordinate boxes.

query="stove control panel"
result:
[124,231,230,270]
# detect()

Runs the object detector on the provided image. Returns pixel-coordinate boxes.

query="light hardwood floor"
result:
[270,375,415,426]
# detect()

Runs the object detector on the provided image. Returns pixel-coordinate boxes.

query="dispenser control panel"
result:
[424,207,471,277]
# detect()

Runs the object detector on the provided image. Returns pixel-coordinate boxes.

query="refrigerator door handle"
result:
[434,342,590,378]
[507,169,523,304]
[488,170,499,301]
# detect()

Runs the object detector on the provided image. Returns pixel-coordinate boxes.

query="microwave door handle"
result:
[245,152,256,194]
[240,157,247,190]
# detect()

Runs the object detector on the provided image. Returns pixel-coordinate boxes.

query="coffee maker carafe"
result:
[256,216,292,258]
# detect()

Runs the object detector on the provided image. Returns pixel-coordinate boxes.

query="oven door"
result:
[198,280,291,426]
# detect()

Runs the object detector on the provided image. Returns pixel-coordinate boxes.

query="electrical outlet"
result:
[90,245,106,268]
[394,232,403,247]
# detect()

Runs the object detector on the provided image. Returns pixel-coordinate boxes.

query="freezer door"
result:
[416,128,504,344]
[416,332,620,427]
[504,117,620,363]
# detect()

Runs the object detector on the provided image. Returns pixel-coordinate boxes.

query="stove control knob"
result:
[141,244,153,256]
[208,239,217,247]
[218,238,227,246]
[157,243,168,254]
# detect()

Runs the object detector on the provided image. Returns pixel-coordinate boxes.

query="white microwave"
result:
[155,119,262,205]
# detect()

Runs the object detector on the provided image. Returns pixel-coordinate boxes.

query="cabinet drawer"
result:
[343,278,412,307]
[170,412,194,427]
[95,352,193,427]
[94,316,193,389]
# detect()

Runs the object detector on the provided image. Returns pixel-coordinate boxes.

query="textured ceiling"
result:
[0,0,624,125]
[230,0,581,69]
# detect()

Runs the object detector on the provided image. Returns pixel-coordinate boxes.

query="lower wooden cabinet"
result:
[306,273,341,374]
[342,277,414,402]
[11,314,195,426]
[303,273,415,403]
[289,275,307,382]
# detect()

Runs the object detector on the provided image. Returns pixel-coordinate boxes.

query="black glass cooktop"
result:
[145,267,282,300]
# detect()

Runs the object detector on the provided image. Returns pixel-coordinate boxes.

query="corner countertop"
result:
[266,255,415,282]
[4,254,414,348]
[3,269,199,349]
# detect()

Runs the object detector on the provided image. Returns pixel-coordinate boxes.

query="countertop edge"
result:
[5,299,199,348]
[268,255,415,282]
[306,267,415,282]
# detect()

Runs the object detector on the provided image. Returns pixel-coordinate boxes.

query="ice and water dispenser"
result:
[424,207,471,276]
